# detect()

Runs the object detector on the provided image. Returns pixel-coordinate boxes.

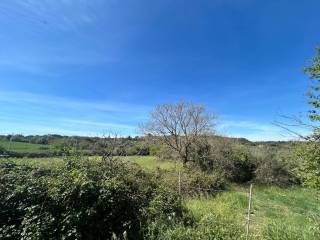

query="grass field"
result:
[3,155,180,170]
[1,155,319,239]
[187,186,320,239]
[121,155,180,170]
[0,139,53,153]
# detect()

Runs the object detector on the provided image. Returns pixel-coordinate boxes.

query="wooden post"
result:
[246,184,253,240]
[178,170,181,196]
[8,136,12,152]
[123,230,128,240]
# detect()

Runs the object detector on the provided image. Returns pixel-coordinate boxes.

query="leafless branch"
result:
[141,102,216,165]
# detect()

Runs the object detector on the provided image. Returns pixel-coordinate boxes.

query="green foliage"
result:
[0,158,186,239]
[180,167,225,195]
[294,143,320,188]
[143,184,188,222]
[0,135,161,158]
[253,146,299,186]
[203,139,255,183]
[145,213,245,240]
[223,144,255,183]
[207,139,294,186]
[149,144,161,156]
[0,145,6,154]
[126,143,150,156]
[252,186,320,239]
[124,156,177,170]
[305,47,320,122]
[290,48,320,189]
[152,167,225,197]
[145,192,246,240]
[1,155,318,239]
[0,139,55,156]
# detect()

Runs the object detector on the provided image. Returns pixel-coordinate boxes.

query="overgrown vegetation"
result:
[0,157,187,239]
[3,155,318,240]
[1,48,320,239]
[0,135,156,158]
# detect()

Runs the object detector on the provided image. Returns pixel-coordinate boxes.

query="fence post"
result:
[246,184,253,240]
[178,170,181,196]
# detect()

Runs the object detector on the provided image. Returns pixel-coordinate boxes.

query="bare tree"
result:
[141,102,215,166]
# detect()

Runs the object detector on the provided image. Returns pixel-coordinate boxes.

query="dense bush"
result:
[0,158,186,240]
[163,137,298,186]
[156,145,178,162]
[29,136,49,144]
[220,144,255,183]
[152,167,225,197]
[149,144,161,156]
[194,139,255,183]
[0,145,6,155]
[253,146,299,186]
[191,138,299,186]
[180,167,225,195]
[0,135,160,158]
[294,142,320,189]
[127,144,150,156]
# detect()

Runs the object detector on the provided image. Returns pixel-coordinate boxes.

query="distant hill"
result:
[0,134,297,158]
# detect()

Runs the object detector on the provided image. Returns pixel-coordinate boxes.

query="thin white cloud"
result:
[0,122,99,137]
[0,90,149,136]
[0,91,311,140]
[58,119,135,131]
[217,119,310,141]
[4,0,98,31]
[0,90,149,115]
[0,1,119,75]
[0,52,118,76]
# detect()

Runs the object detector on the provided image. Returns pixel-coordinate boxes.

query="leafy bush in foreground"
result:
[0,159,185,240]
[294,143,320,189]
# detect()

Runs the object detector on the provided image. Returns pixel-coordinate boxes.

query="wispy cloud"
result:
[1,0,98,32]
[0,91,149,114]
[0,90,310,140]
[0,1,119,75]
[217,119,310,141]
[0,90,149,136]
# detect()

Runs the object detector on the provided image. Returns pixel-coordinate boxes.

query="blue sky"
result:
[0,0,319,141]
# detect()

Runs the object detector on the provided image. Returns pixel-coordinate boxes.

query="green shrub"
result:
[207,140,255,183]
[253,146,299,186]
[0,159,186,240]
[152,167,225,197]
[0,145,6,154]
[294,143,320,189]
[149,144,161,156]
[180,167,225,195]
[223,144,255,183]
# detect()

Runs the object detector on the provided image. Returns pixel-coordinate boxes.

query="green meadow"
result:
[2,155,319,239]
[0,139,54,154]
